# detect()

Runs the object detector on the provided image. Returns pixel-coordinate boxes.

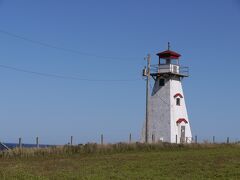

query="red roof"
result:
[156,50,181,59]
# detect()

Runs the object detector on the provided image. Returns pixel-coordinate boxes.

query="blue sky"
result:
[0,0,239,144]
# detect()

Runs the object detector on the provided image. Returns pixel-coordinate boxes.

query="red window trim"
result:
[176,118,188,124]
[174,93,183,98]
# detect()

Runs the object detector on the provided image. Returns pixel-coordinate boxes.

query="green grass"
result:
[0,143,239,179]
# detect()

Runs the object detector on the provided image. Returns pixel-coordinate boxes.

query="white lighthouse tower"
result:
[142,44,192,143]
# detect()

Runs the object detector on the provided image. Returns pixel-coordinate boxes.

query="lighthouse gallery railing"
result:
[150,64,189,77]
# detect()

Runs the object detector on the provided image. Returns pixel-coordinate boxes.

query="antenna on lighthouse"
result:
[168,42,170,50]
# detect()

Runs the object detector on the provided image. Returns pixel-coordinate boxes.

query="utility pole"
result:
[145,54,151,143]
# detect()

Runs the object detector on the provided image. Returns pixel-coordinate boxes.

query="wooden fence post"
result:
[129,133,132,144]
[36,137,39,148]
[227,137,229,144]
[175,135,178,144]
[195,135,198,144]
[101,134,103,145]
[19,137,22,148]
[70,136,73,146]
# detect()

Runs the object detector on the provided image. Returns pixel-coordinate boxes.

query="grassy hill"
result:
[0,143,239,179]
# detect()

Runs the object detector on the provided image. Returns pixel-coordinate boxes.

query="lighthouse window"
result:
[159,79,165,86]
[176,98,181,106]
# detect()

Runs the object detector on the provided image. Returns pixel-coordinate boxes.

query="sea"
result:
[0,142,54,150]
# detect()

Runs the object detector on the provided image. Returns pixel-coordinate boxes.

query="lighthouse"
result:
[142,44,192,143]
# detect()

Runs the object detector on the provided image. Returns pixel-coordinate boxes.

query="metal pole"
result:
[227,137,229,144]
[176,135,178,144]
[145,54,151,143]
[213,136,215,144]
